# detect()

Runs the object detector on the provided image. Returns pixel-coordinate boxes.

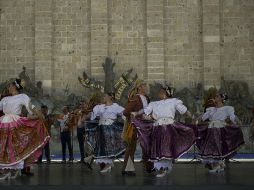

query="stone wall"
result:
[0,0,254,96]
[221,0,254,91]
[0,0,35,80]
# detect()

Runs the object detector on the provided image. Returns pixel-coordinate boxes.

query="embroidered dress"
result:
[90,103,126,164]
[0,94,50,169]
[133,98,196,170]
[196,106,244,162]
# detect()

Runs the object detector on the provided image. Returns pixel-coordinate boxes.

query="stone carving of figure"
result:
[250,108,254,142]
[114,68,137,105]
[221,78,254,125]
[19,66,40,97]
[36,81,43,98]
[194,83,204,115]
[103,57,116,93]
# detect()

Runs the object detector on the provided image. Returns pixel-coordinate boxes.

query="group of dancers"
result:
[0,78,245,180]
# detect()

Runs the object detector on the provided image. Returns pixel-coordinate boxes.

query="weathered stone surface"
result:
[0,0,253,95]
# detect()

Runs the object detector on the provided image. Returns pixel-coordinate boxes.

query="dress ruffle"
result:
[0,115,50,169]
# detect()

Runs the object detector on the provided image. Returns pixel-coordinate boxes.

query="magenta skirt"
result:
[0,114,50,169]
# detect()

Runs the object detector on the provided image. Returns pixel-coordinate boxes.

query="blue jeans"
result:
[77,127,85,161]
[60,131,73,160]
[38,141,50,162]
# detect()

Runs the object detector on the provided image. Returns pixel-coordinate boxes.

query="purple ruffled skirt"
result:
[196,124,245,159]
[132,119,196,161]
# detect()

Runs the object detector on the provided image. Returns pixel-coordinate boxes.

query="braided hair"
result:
[220,93,228,103]
[107,92,115,100]
[161,85,173,98]
[12,78,25,92]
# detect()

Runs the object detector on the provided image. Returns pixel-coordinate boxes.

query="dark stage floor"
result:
[0,162,254,190]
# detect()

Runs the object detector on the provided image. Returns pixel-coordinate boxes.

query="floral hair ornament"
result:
[162,85,173,97]
[220,93,228,102]
[14,80,20,89]
[20,79,26,88]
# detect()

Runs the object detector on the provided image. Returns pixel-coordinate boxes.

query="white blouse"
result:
[0,94,34,115]
[202,106,236,123]
[90,103,124,120]
[57,114,70,132]
[144,98,187,120]
[138,94,148,108]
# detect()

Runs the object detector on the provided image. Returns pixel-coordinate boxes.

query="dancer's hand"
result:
[27,114,37,120]
[225,117,233,125]
[142,114,152,120]
[36,110,45,120]
[27,112,45,120]
[185,111,192,118]
[191,115,197,125]
[131,112,137,119]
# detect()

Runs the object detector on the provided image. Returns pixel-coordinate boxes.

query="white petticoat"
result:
[0,113,20,123]
[154,159,173,170]
[95,158,113,164]
[0,161,24,170]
